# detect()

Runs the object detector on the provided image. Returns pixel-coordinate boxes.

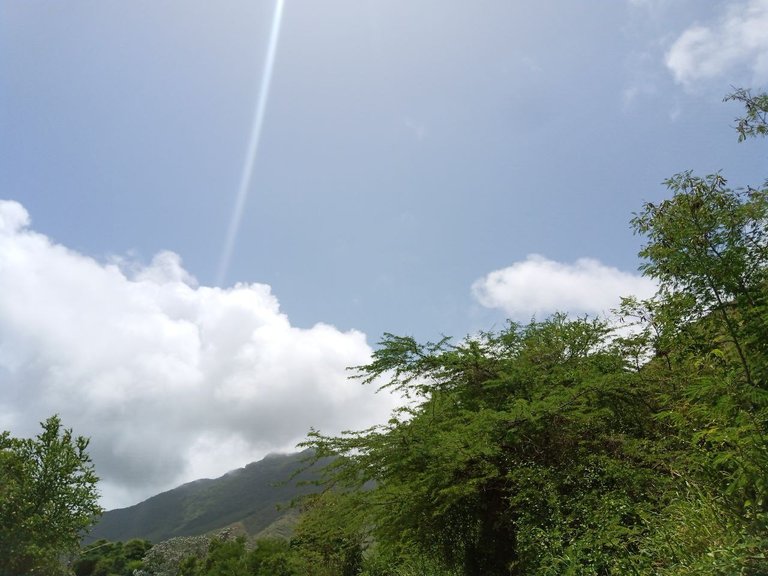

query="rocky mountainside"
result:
[85,450,321,544]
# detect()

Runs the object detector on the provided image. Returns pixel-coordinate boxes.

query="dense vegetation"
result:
[73,539,152,576]
[295,89,768,575]
[2,90,766,575]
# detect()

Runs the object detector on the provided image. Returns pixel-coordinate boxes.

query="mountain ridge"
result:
[86,450,321,544]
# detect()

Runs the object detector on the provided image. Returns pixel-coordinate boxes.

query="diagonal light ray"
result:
[217,0,285,286]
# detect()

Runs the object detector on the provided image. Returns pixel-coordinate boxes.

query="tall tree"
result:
[621,89,768,574]
[0,416,102,575]
[631,171,768,388]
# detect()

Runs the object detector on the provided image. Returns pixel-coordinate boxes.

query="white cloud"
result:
[666,0,768,86]
[472,254,656,320]
[0,200,398,509]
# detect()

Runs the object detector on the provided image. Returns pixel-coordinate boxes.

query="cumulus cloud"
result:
[0,200,398,509]
[666,0,768,86]
[472,254,656,320]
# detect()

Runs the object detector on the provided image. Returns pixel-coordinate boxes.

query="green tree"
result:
[725,87,768,141]
[303,317,666,575]
[290,491,365,576]
[174,535,296,576]
[0,416,102,575]
[631,171,768,388]
[199,537,249,576]
[297,91,768,576]
[246,538,294,576]
[73,539,152,576]
[617,90,768,574]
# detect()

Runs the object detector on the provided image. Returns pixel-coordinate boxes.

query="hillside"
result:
[85,450,321,544]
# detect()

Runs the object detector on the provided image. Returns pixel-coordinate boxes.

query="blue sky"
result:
[1,0,767,508]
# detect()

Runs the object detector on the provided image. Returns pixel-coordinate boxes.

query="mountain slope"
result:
[86,451,320,544]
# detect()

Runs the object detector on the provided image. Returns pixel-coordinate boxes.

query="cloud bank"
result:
[0,200,397,509]
[472,254,656,320]
[666,0,768,86]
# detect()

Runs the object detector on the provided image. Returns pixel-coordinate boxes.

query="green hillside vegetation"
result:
[87,451,321,545]
[73,539,153,576]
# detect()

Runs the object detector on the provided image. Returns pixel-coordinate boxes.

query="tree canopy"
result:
[298,90,768,576]
[0,416,102,575]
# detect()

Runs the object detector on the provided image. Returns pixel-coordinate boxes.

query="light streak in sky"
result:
[217,0,285,286]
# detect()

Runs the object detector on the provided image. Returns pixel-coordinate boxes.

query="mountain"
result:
[85,450,322,544]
